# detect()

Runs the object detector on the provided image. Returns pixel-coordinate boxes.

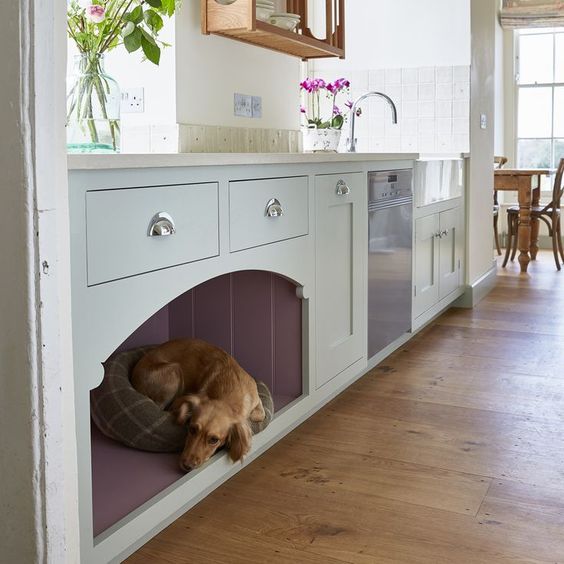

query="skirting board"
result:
[455,262,497,308]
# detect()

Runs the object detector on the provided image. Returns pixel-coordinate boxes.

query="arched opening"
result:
[91,270,304,536]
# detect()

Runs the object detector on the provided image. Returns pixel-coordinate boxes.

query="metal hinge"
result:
[413,285,417,297]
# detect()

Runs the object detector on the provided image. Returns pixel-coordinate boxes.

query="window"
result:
[516,28,564,176]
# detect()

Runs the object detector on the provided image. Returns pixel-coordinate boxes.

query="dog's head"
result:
[172,394,252,472]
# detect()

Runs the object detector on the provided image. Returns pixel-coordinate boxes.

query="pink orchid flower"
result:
[85,4,105,23]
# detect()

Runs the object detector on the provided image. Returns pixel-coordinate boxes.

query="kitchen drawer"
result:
[229,176,309,252]
[86,183,219,285]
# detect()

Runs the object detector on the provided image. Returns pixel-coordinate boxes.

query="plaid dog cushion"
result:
[90,346,274,453]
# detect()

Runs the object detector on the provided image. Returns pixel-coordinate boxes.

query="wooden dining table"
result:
[494,168,552,273]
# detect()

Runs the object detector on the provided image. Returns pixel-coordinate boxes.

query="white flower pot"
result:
[302,127,342,152]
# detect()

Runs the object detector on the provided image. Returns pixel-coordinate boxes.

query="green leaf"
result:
[121,21,135,37]
[144,0,163,7]
[160,0,176,16]
[126,5,144,24]
[141,34,161,64]
[140,27,157,45]
[143,9,164,33]
[124,27,142,53]
[331,114,344,129]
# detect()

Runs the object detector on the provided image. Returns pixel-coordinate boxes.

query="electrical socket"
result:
[121,88,145,114]
[251,96,262,118]
[234,93,252,118]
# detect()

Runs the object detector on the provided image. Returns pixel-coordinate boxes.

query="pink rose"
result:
[85,5,105,23]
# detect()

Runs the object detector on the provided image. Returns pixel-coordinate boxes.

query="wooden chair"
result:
[493,156,508,256]
[503,158,564,270]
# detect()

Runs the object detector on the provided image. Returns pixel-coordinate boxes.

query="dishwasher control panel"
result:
[368,169,413,202]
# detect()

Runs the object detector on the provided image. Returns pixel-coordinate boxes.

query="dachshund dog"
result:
[131,339,266,472]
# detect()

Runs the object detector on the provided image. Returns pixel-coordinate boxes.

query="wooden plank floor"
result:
[127,253,564,564]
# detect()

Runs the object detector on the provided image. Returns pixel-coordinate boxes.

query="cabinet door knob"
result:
[148,212,176,237]
[336,179,351,196]
[441,229,449,237]
[434,231,442,239]
[265,198,284,217]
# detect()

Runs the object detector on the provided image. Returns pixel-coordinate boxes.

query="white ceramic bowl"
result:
[256,6,275,21]
[256,1,275,6]
[268,13,300,31]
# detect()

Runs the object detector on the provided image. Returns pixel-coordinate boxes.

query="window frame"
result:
[515,27,564,177]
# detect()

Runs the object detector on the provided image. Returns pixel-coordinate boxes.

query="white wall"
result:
[175,1,301,130]
[467,0,497,285]
[104,19,176,128]
[310,0,471,154]
[313,0,471,73]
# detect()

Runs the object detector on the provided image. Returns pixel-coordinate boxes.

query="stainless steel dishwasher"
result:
[368,169,413,360]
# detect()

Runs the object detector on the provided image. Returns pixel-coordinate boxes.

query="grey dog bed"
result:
[91,346,274,452]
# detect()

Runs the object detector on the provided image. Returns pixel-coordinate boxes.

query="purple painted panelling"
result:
[93,270,304,536]
[193,274,233,354]
[274,276,303,409]
[232,271,274,393]
[115,306,170,353]
[168,290,195,340]
[91,423,183,537]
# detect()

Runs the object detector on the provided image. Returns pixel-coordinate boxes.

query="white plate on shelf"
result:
[256,6,275,21]
[269,13,300,31]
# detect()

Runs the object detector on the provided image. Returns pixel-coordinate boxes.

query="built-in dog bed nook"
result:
[90,270,303,536]
[91,346,274,452]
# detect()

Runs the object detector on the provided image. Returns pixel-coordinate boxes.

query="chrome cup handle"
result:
[336,179,351,196]
[148,212,176,237]
[265,198,284,218]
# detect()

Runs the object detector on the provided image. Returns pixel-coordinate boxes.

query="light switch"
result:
[480,113,487,130]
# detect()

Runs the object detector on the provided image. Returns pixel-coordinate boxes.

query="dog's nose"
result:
[179,460,193,472]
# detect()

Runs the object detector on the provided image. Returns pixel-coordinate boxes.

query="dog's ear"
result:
[171,394,201,426]
[227,421,252,463]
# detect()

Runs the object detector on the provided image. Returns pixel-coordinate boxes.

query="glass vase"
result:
[66,53,121,153]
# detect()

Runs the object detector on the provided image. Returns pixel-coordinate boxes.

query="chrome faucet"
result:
[347,92,398,153]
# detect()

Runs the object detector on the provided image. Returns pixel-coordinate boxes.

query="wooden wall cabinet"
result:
[201,0,345,59]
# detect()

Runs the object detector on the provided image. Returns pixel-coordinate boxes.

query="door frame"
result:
[0,1,79,561]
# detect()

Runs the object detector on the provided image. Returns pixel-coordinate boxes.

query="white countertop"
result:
[67,152,467,170]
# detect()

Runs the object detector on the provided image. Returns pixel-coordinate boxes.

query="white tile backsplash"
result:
[402,68,418,84]
[436,100,453,118]
[402,101,419,119]
[453,65,470,82]
[418,67,436,84]
[436,66,453,84]
[453,82,470,100]
[453,100,469,118]
[418,101,435,118]
[314,65,469,154]
[418,83,435,102]
[402,84,418,101]
[368,69,386,90]
[436,83,454,101]
[385,68,402,84]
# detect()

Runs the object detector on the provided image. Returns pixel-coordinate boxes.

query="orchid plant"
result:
[66,0,180,151]
[300,77,360,130]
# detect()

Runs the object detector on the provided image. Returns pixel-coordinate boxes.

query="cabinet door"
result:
[439,206,463,300]
[316,172,365,388]
[413,213,440,318]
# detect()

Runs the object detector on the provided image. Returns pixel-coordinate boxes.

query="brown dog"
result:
[131,339,265,472]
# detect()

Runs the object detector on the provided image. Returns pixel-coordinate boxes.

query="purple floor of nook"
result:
[91,271,303,537]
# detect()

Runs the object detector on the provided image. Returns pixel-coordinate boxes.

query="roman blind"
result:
[500,0,564,28]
